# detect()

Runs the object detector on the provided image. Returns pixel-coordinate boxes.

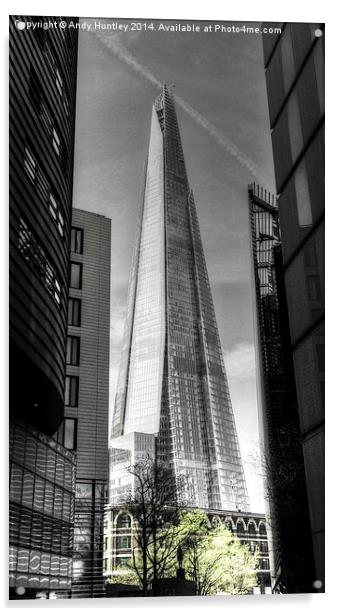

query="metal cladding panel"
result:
[66,209,111,481]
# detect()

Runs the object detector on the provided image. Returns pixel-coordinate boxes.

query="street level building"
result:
[262,23,324,588]
[110,85,249,512]
[249,183,316,592]
[9,15,78,598]
[61,209,111,598]
[103,506,271,594]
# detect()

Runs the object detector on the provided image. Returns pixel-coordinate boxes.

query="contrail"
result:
[92,28,273,187]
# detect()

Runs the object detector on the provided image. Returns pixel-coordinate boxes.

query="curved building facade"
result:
[9,16,78,598]
[9,15,78,435]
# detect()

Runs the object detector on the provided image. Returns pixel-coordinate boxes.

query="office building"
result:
[249,183,316,592]
[9,15,78,598]
[262,23,324,587]
[62,209,111,598]
[110,84,249,512]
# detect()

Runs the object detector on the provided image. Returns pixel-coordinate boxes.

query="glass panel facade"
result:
[9,420,75,591]
[110,86,249,511]
[72,480,106,596]
[123,106,166,435]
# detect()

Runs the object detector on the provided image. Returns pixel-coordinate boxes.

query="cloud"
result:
[223,341,256,381]
[91,28,273,187]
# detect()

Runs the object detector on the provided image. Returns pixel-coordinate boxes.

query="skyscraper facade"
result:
[249,183,316,592]
[60,209,111,598]
[262,23,324,587]
[9,16,78,598]
[110,85,248,512]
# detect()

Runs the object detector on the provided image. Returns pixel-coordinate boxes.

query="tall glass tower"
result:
[111,85,249,512]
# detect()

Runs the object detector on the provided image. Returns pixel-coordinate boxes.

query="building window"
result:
[48,194,65,237]
[261,541,268,554]
[116,513,131,529]
[40,100,63,158]
[68,298,81,326]
[66,335,80,366]
[18,217,62,306]
[45,44,70,117]
[24,143,66,238]
[70,262,82,289]
[63,418,77,450]
[70,227,83,254]
[248,522,256,535]
[259,522,266,536]
[76,483,92,499]
[64,375,79,407]
[116,535,131,550]
[249,541,256,553]
[52,127,61,156]
[236,520,245,535]
[24,145,37,182]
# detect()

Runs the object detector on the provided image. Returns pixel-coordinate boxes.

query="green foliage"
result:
[175,510,259,595]
[107,568,139,587]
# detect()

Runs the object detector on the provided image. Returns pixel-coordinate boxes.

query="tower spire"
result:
[110,89,249,512]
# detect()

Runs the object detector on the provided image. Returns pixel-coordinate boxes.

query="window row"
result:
[18,217,62,306]
[24,145,65,238]
[10,464,74,521]
[28,66,67,167]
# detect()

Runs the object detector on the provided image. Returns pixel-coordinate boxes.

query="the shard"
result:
[110,85,249,512]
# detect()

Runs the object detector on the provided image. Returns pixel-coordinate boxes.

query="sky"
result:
[72,16,276,512]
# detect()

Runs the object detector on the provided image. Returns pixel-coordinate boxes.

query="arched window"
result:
[116,512,131,529]
[225,519,233,532]
[248,521,257,535]
[236,520,245,535]
[259,522,266,536]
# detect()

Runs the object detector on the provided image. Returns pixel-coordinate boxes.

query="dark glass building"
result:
[249,183,316,592]
[9,15,78,598]
[110,85,249,512]
[262,23,324,588]
[60,209,111,598]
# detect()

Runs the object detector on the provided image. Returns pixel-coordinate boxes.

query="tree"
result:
[176,510,258,595]
[122,455,186,595]
[248,428,316,592]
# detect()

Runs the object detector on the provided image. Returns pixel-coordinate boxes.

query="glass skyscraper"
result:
[110,85,249,512]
